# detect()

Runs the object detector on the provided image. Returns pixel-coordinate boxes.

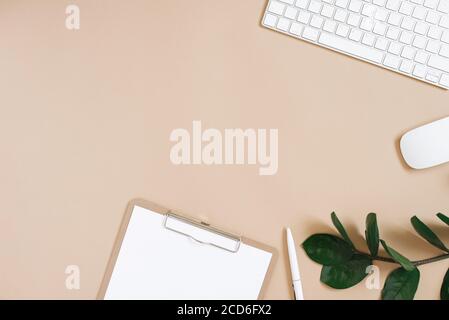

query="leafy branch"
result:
[302,212,449,300]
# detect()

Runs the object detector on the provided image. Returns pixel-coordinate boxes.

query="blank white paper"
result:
[104,205,273,300]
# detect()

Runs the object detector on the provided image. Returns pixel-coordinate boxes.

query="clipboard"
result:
[98,199,277,300]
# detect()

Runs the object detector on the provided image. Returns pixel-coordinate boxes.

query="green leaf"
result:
[380,240,415,271]
[437,213,449,227]
[320,254,372,289]
[302,234,353,266]
[382,268,420,300]
[365,212,379,257]
[411,216,449,252]
[441,268,449,300]
[331,212,355,249]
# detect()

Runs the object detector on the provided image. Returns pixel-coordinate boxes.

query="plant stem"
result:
[355,250,449,267]
[413,253,449,266]
[355,250,396,264]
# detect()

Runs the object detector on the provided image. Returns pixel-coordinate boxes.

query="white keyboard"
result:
[262,0,449,89]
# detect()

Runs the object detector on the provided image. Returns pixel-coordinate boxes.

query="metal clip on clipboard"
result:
[163,212,242,253]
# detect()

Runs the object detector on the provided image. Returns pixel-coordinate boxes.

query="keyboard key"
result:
[335,0,350,7]
[386,26,400,39]
[401,17,416,30]
[268,1,286,15]
[290,22,304,35]
[413,64,426,77]
[413,35,427,48]
[347,13,362,26]
[360,17,374,30]
[309,0,322,13]
[412,6,427,19]
[440,16,449,28]
[415,22,429,35]
[428,25,442,39]
[321,4,335,17]
[318,32,384,62]
[411,0,424,4]
[442,30,449,43]
[388,12,402,26]
[428,55,449,72]
[415,50,429,63]
[362,4,377,16]
[440,44,449,57]
[426,72,440,82]
[322,0,334,3]
[375,37,389,50]
[349,28,363,41]
[399,59,414,73]
[334,9,348,21]
[362,33,376,45]
[310,15,324,28]
[401,46,416,59]
[336,23,350,36]
[277,17,291,31]
[426,40,440,53]
[423,0,438,9]
[383,54,401,68]
[297,11,311,23]
[373,22,388,35]
[427,69,441,80]
[437,0,449,13]
[440,74,449,87]
[280,0,295,4]
[399,31,414,44]
[263,13,278,27]
[375,8,389,21]
[388,42,403,54]
[303,26,320,41]
[399,2,414,15]
[349,0,363,12]
[386,0,401,10]
[426,11,440,24]
[285,7,299,19]
[323,19,338,32]
[295,0,309,9]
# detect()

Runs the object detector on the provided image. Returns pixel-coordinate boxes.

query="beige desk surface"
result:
[1,0,449,300]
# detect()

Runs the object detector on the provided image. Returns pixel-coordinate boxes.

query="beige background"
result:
[1,0,449,300]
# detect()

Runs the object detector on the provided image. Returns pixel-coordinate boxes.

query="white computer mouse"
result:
[400,116,449,170]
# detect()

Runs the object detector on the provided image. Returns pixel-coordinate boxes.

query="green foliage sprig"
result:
[302,212,449,300]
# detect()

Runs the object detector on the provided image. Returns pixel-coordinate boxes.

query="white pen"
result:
[286,227,304,300]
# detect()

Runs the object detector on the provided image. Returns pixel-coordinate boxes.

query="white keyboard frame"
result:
[262,0,449,89]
